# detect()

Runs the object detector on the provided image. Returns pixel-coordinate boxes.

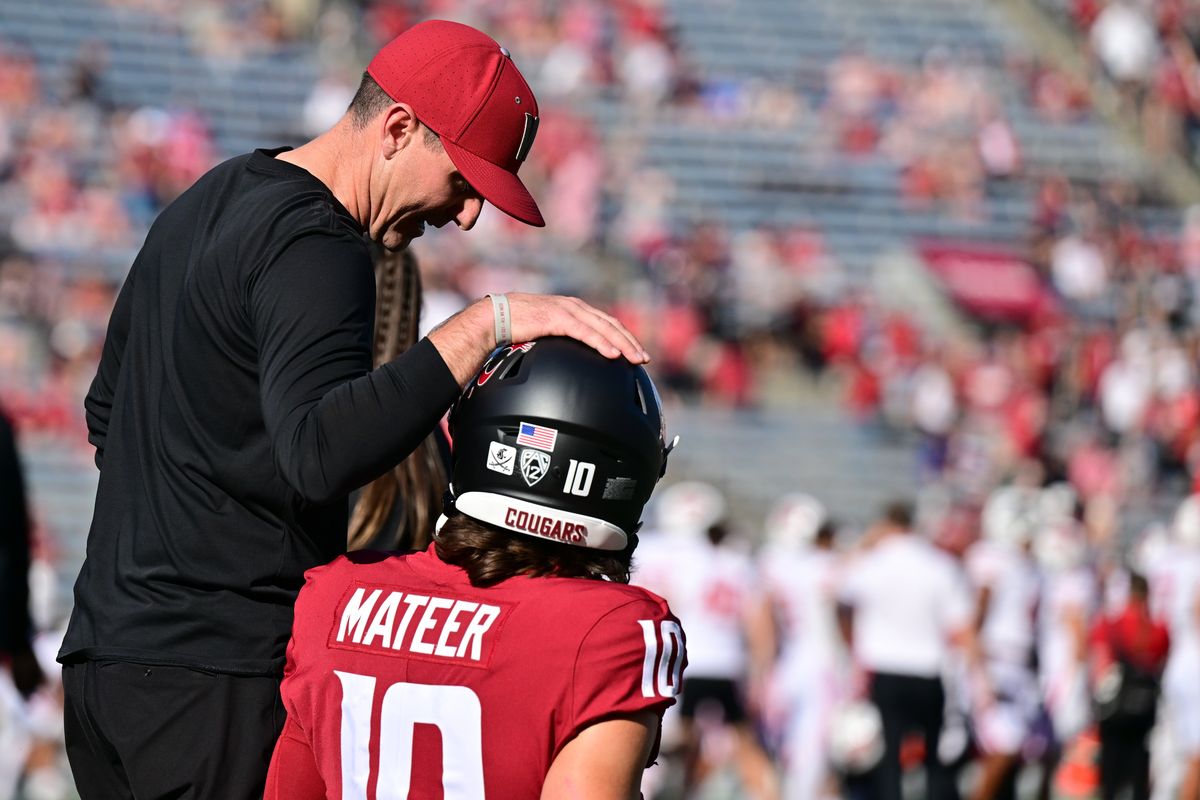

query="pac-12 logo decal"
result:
[520,449,550,487]
[486,442,516,475]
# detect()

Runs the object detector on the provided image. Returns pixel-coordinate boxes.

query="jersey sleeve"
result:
[566,594,686,749]
[264,715,327,800]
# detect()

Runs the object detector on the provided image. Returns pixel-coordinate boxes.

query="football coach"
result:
[57,20,647,800]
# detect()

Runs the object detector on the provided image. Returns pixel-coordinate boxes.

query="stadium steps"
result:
[663,405,920,534]
[576,0,1180,291]
[666,0,1121,162]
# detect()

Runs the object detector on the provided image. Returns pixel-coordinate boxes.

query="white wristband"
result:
[487,293,512,348]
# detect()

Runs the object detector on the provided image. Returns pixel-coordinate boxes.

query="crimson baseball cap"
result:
[368,20,545,227]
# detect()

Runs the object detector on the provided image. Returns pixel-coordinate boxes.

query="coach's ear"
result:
[380,103,421,158]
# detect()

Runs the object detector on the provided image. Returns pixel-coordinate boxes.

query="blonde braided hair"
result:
[347,247,448,551]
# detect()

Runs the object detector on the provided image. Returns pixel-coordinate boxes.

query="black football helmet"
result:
[447,337,674,551]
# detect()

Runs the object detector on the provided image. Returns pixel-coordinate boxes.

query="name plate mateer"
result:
[329,582,508,668]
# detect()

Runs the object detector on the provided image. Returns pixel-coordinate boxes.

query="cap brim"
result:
[442,138,545,228]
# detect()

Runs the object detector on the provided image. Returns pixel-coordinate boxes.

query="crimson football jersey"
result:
[264,545,686,799]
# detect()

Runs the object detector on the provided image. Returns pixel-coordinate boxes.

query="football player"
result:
[965,485,1043,800]
[755,494,848,800]
[635,482,779,800]
[1032,484,1097,799]
[263,338,686,799]
[1161,495,1200,800]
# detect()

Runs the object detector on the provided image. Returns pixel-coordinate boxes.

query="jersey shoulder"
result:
[520,576,677,631]
[301,549,400,590]
[291,551,412,631]
[549,579,686,729]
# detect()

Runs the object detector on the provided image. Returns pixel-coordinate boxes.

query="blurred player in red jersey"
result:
[1089,571,1169,800]
[264,337,685,799]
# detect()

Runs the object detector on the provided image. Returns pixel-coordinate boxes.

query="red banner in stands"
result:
[917,240,1054,325]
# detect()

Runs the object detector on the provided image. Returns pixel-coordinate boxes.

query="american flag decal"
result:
[516,421,557,452]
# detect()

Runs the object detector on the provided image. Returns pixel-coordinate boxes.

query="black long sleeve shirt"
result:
[59,149,460,675]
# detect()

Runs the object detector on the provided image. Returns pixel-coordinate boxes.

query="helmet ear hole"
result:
[498,352,528,381]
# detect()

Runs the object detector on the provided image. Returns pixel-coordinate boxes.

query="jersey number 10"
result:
[334,671,484,799]
[638,619,684,699]
[333,619,682,797]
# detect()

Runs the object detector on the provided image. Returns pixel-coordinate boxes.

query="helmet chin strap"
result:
[434,486,458,539]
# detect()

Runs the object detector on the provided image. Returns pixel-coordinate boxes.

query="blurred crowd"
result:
[632,480,1200,800]
[1039,0,1200,164]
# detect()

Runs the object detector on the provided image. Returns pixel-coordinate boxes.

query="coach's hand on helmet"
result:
[507,293,647,362]
[430,293,649,387]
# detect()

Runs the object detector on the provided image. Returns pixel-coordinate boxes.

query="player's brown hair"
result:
[347,246,448,552]
[434,513,633,586]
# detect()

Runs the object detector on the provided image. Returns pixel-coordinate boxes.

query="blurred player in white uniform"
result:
[1161,496,1200,800]
[1032,484,1097,797]
[965,485,1042,800]
[756,493,847,800]
[838,500,973,800]
[635,481,779,799]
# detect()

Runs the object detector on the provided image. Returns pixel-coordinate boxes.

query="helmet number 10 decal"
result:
[562,459,596,497]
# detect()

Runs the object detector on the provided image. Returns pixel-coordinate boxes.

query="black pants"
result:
[1099,726,1151,800]
[62,660,285,800]
[864,671,959,800]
